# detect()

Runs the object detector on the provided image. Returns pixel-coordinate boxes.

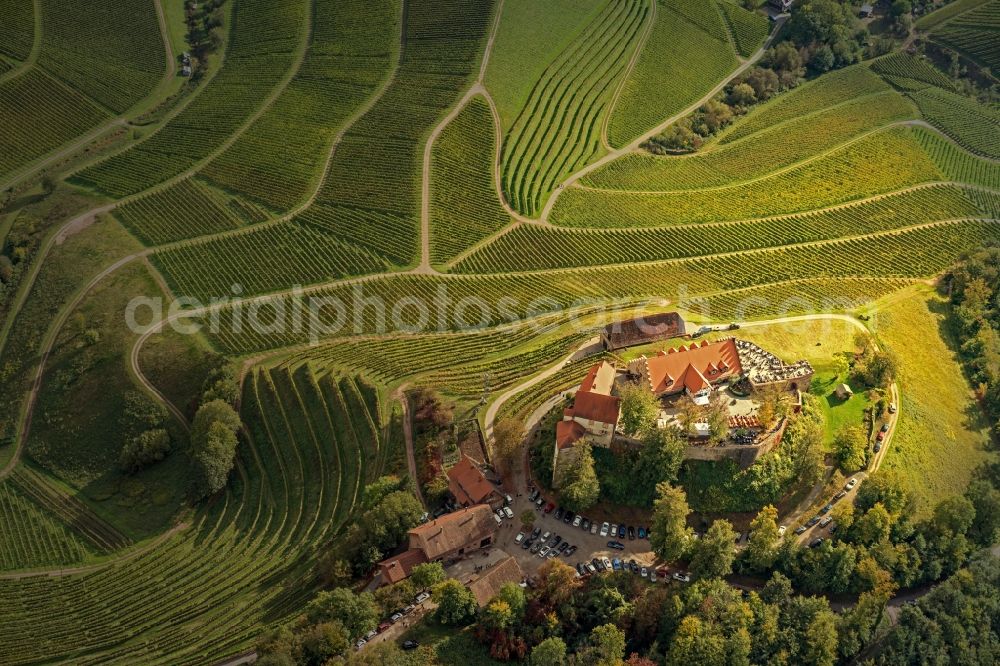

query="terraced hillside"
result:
[0,366,390,664]
[0,0,166,180]
[923,0,1000,71]
[0,0,998,663]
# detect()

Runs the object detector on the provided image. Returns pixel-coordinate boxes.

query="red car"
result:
[544,502,555,514]
[876,430,886,442]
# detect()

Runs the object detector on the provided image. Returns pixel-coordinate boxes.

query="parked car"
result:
[547,549,558,559]
[529,489,539,502]
[535,497,545,508]
[402,604,415,615]
[366,629,378,640]
[820,504,833,515]
[778,525,787,536]
[572,514,582,528]
[557,542,569,553]
[593,558,606,572]
[565,545,577,557]
[390,612,403,623]
[590,522,599,535]
[818,517,832,528]
[549,535,561,548]
[521,538,533,550]
[672,572,691,583]
[629,560,639,573]
[530,542,542,554]
[515,532,525,544]
[607,541,625,550]
[504,493,514,505]
[402,640,419,651]
[888,402,897,414]
[795,526,807,535]
[637,527,646,539]
[627,526,635,540]
[538,546,550,558]
[563,511,574,524]
[611,558,622,571]
[503,506,514,519]
[649,570,658,582]
[600,522,610,537]
[874,441,882,452]
[555,507,565,520]
[493,513,502,526]
[876,430,886,442]
[846,477,858,490]
[541,531,551,542]
[618,525,626,539]
[586,562,597,575]
[610,523,618,538]
[641,567,648,578]
[416,591,430,603]
[355,639,366,650]
[809,538,825,549]
[544,502,555,514]
[806,516,820,527]
[576,563,586,576]
[601,557,613,570]
[834,491,847,501]
[531,527,542,539]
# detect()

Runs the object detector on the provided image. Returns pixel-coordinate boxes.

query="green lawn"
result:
[876,286,995,515]
[813,371,874,449]
[484,0,608,130]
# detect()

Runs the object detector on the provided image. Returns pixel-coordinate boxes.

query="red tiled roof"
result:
[556,420,587,449]
[408,505,497,560]
[564,391,621,426]
[447,456,501,506]
[378,547,429,584]
[464,556,524,606]
[645,338,742,395]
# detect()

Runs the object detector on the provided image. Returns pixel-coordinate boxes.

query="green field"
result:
[878,287,996,514]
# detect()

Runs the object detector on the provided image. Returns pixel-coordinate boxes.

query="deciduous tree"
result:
[650,482,692,562]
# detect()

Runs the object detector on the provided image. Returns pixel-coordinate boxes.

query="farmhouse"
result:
[601,311,686,351]
[461,555,524,606]
[628,337,814,404]
[377,505,497,585]
[447,455,505,510]
[553,361,621,484]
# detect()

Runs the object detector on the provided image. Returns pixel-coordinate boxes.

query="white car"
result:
[496,508,505,520]
[503,506,514,519]
[640,567,648,578]
[355,639,367,650]
[600,522,610,537]
[590,522,598,535]
[672,572,691,583]
[390,612,403,623]
[610,524,618,538]
[778,525,787,536]
[601,557,613,570]
[415,592,429,603]
[493,513,502,526]
[846,477,858,490]
[541,531,551,542]
[538,546,550,558]
[365,629,377,640]
[514,531,525,544]
[888,402,897,414]
[572,515,582,528]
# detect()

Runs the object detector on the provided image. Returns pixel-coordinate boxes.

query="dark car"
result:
[820,504,833,514]
[576,563,586,576]
[806,516,820,527]
[529,489,539,502]
[549,535,562,548]
[627,526,635,540]
[557,542,569,553]
[563,510,574,524]
[794,526,808,535]
[607,540,625,550]
[645,527,651,539]
[555,507,565,520]
[874,441,882,452]
[593,558,606,572]
[617,525,626,539]
[531,527,542,539]
[880,423,890,433]
[629,560,639,573]
[402,640,419,650]
[637,527,646,539]
[581,518,591,531]
[834,491,846,501]
[809,538,825,549]
[521,538,534,550]
[565,545,577,557]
